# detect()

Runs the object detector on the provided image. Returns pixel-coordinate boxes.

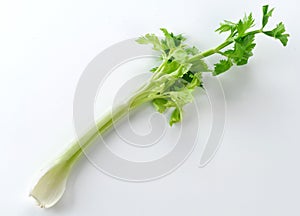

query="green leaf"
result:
[160,28,176,49]
[186,72,203,89]
[167,89,193,107]
[262,5,274,28]
[136,29,187,57]
[270,22,285,35]
[160,28,187,52]
[181,71,194,84]
[171,48,188,63]
[163,60,181,74]
[237,13,255,36]
[152,98,169,113]
[169,108,182,126]
[185,46,200,55]
[136,34,162,51]
[216,20,237,34]
[172,34,186,47]
[224,34,256,65]
[277,34,289,46]
[263,22,290,46]
[189,58,210,73]
[136,34,163,52]
[160,61,191,78]
[213,59,233,75]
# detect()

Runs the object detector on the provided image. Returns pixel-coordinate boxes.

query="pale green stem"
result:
[60,83,156,168]
[29,80,159,208]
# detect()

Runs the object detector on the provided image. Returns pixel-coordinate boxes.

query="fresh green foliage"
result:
[170,108,181,126]
[263,22,290,46]
[216,20,237,34]
[30,5,289,209]
[211,5,289,74]
[152,98,169,113]
[224,34,256,66]
[237,13,255,36]
[261,5,289,46]
[262,5,274,28]
[135,34,163,52]
[135,28,213,125]
[136,5,289,123]
[213,59,233,75]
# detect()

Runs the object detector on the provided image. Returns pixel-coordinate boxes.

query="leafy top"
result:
[213,4,289,75]
[136,5,289,125]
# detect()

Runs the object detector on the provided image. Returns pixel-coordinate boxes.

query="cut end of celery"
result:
[29,159,73,209]
[29,193,47,208]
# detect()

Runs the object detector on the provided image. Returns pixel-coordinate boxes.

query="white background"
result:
[1,0,300,215]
